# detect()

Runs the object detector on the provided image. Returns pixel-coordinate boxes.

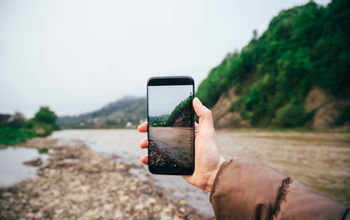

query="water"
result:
[51,129,350,214]
[216,131,350,207]
[51,129,213,217]
[0,147,49,187]
[2,129,348,218]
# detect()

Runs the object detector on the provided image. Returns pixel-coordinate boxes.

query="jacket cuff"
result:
[209,156,287,219]
[209,160,230,203]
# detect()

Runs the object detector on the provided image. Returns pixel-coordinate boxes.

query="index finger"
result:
[137,122,148,133]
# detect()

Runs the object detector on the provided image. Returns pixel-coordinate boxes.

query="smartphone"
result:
[147,76,195,175]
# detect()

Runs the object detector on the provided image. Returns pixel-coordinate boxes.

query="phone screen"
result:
[147,77,194,175]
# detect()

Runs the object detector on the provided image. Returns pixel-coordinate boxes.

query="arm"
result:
[211,156,349,219]
[138,97,349,220]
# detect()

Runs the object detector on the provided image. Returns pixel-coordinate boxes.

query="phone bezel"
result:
[147,76,195,175]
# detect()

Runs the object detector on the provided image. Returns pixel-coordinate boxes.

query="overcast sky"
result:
[148,85,193,116]
[0,0,331,117]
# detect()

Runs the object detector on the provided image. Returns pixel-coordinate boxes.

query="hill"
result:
[196,0,350,129]
[58,96,146,128]
[149,95,193,127]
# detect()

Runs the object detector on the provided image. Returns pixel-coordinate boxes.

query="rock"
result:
[119,195,129,202]
[103,204,113,211]
[147,197,157,205]
[178,199,187,205]
[2,192,13,197]
[23,158,43,166]
[305,87,327,112]
[211,87,249,128]
[216,112,245,128]
[0,138,204,219]
[179,207,186,213]
[313,102,339,129]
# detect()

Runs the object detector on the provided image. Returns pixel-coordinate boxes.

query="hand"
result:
[137,97,225,192]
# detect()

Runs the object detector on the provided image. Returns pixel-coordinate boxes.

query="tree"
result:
[33,107,57,125]
[9,112,26,127]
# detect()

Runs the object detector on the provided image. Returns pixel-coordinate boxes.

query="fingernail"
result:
[194,97,202,106]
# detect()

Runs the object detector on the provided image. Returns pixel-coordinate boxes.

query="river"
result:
[148,127,193,168]
[1,129,349,218]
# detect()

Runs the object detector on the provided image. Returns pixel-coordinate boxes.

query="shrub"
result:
[334,105,350,126]
[0,107,59,145]
[276,104,313,128]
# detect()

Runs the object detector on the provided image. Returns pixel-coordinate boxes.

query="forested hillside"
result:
[197,0,350,128]
[58,96,146,128]
[149,95,193,127]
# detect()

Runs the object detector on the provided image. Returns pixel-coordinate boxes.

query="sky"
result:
[148,85,193,116]
[0,0,331,117]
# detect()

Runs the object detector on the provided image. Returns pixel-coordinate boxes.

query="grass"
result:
[0,125,36,145]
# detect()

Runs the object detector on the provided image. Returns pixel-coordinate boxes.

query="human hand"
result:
[138,97,225,192]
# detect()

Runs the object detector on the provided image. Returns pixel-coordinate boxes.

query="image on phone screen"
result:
[147,77,194,175]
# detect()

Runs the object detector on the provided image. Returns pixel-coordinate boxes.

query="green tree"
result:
[33,107,57,125]
[197,0,350,128]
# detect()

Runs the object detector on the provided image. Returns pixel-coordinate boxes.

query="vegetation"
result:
[149,95,193,127]
[334,105,350,126]
[197,0,350,128]
[38,148,49,154]
[58,96,146,128]
[0,107,58,145]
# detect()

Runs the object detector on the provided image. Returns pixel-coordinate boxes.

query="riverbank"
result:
[0,138,204,219]
[54,129,350,208]
[216,127,350,133]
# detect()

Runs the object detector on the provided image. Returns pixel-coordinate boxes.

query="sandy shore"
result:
[0,138,205,219]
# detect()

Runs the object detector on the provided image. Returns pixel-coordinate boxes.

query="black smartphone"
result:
[147,76,195,175]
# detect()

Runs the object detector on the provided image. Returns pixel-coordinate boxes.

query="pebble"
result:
[0,138,209,219]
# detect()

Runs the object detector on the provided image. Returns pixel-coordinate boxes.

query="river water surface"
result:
[1,129,349,218]
[50,129,350,216]
[0,147,49,186]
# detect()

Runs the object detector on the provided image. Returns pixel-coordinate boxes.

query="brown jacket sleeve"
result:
[210,156,349,220]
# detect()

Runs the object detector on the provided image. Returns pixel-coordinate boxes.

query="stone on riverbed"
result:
[22,157,43,166]
[0,138,207,219]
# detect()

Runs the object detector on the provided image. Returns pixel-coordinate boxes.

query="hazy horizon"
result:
[0,0,331,117]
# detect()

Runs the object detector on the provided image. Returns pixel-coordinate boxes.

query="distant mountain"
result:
[58,96,146,128]
[197,0,350,129]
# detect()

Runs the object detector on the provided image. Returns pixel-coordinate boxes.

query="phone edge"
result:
[146,76,195,175]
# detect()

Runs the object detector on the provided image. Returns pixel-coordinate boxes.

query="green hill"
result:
[58,96,146,128]
[149,95,193,127]
[197,0,350,129]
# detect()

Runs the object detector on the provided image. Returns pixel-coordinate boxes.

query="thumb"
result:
[193,97,215,133]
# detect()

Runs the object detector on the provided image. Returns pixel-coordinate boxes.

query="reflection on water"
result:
[51,129,350,216]
[0,147,49,187]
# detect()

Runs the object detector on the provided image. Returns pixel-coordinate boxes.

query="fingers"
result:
[193,98,215,134]
[140,155,148,165]
[139,137,148,149]
[193,98,208,117]
[195,122,199,128]
[138,123,148,165]
[195,122,199,136]
[137,122,148,133]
